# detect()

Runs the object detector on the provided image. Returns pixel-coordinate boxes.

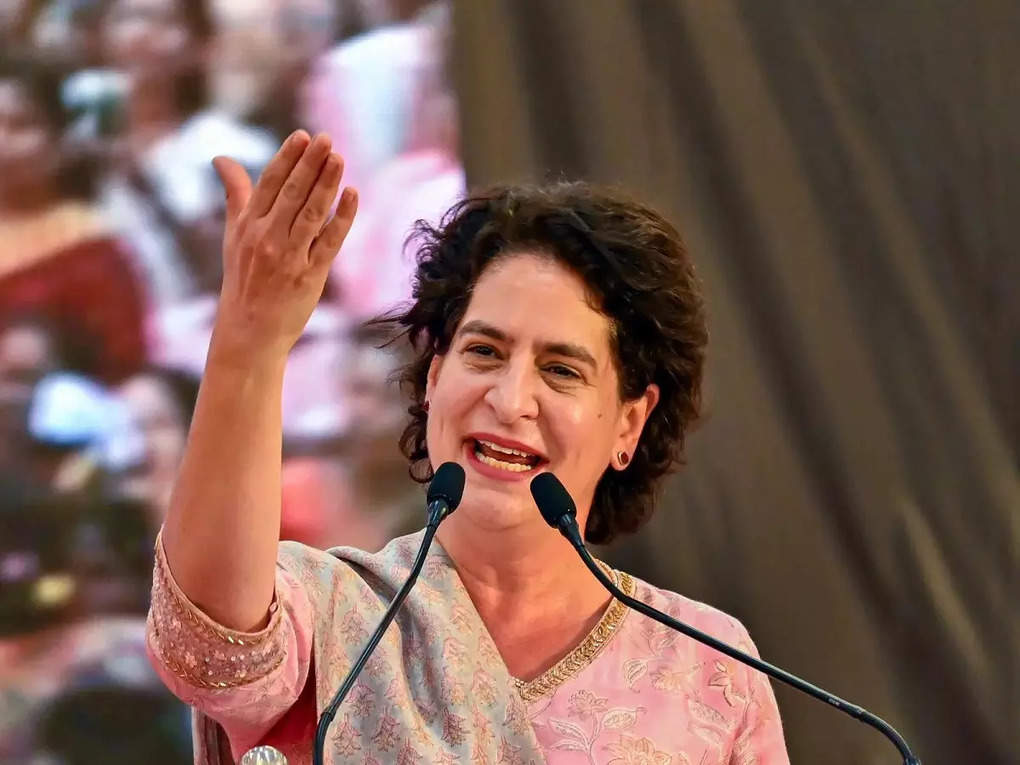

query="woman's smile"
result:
[463,432,548,481]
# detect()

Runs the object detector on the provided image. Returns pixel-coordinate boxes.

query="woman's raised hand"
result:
[157,131,357,632]
[208,130,358,366]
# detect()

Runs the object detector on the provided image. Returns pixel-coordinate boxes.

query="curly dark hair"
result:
[377,181,708,544]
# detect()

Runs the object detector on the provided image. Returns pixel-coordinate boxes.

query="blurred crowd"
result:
[0,0,463,760]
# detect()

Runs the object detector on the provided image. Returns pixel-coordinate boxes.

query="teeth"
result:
[475,452,535,472]
[477,439,536,458]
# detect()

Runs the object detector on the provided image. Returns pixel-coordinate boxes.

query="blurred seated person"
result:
[333,77,463,320]
[0,316,62,473]
[279,456,393,552]
[334,322,424,535]
[20,372,154,610]
[112,365,199,525]
[302,1,465,320]
[0,316,61,412]
[301,0,446,195]
[22,353,144,492]
[0,55,148,386]
[25,0,106,70]
[70,0,277,309]
[148,292,353,455]
[277,324,418,552]
[0,474,176,761]
[33,661,192,764]
[237,0,341,142]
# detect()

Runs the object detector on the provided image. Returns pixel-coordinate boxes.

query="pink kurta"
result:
[146,531,789,764]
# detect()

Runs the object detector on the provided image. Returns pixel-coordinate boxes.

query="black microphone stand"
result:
[549,512,922,765]
[313,463,463,765]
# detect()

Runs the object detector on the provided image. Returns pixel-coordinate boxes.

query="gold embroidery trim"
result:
[153,530,280,647]
[149,530,286,689]
[512,561,634,703]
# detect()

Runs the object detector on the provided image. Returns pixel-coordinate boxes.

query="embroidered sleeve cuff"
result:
[146,529,287,689]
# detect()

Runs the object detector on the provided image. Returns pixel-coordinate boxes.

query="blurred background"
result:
[0,1,1015,763]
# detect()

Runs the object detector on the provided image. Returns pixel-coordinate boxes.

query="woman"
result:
[147,131,790,763]
[0,55,147,386]
[89,0,277,303]
[0,473,188,762]
[113,365,200,525]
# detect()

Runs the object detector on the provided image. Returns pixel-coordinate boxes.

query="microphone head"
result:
[530,472,576,528]
[427,462,466,511]
[240,745,288,764]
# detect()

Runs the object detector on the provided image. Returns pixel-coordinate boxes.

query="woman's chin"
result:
[447,487,540,533]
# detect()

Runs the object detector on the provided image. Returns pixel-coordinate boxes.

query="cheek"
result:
[557,399,619,462]
[538,396,614,462]
[550,399,588,437]
[426,367,481,447]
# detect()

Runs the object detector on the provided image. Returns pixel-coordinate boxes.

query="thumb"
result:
[212,156,252,221]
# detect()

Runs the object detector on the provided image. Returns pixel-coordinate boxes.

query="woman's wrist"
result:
[205,329,290,379]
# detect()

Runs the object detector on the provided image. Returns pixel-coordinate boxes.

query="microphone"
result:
[529,472,922,765]
[240,745,288,764]
[311,461,466,765]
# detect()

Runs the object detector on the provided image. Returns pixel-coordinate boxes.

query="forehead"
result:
[460,252,612,353]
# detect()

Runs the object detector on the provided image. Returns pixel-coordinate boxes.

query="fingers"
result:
[246,130,311,218]
[212,157,252,222]
[267,133,332,228]
[310,187,359,266]
[289,152,344,247]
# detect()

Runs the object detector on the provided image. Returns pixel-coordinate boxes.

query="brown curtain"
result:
[452,2,1019,762]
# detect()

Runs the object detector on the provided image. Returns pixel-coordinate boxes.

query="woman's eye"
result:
[546,364,580,379]
[465,344,497,357]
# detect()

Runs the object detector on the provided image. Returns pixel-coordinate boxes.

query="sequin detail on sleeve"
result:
[146,531,288,689]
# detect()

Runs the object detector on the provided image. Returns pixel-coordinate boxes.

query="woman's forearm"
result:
[160,349,288,632]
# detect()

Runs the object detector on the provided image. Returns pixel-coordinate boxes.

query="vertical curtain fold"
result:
[452,2,1018,761]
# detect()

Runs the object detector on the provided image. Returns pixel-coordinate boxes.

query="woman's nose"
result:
[484,362,539,422]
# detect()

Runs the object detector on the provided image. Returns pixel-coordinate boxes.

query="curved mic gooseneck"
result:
[530,472,922,765]
[312,462,465,765]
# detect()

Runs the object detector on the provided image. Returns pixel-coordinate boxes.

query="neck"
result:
[436,513,612,679]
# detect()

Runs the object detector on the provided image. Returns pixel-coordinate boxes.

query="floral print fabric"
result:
[146,532,789,764]
[523,580,789,764]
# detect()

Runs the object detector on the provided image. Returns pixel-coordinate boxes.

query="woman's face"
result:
[115,374,188,514]
[103,0,195,71]
[0,79,54,194]
[425,252,658,535]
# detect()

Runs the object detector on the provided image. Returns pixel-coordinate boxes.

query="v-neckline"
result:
[510,563,633,703]
[433,536,634,704]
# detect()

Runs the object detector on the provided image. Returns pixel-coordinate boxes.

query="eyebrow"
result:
[456,319,599,370]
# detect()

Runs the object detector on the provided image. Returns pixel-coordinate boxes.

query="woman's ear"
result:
[614,383,660,468]
[425,353,445,403]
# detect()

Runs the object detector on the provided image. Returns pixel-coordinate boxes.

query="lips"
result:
[465,433,547,476]
[468,433,546,459]
[474,444,538,472]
